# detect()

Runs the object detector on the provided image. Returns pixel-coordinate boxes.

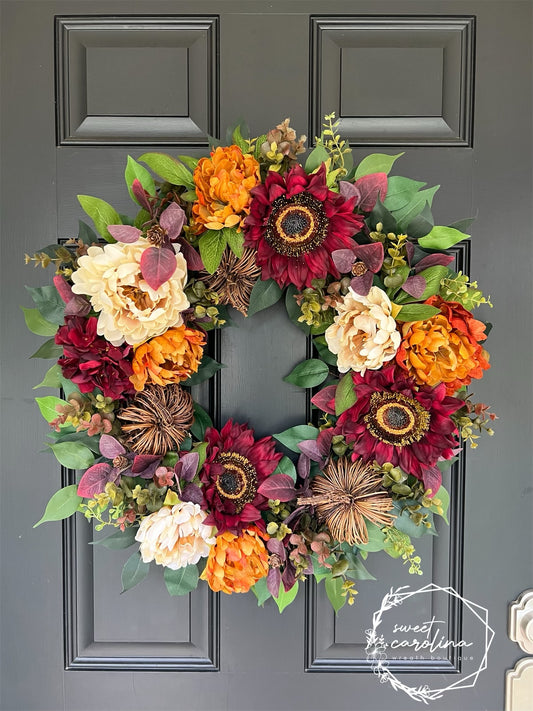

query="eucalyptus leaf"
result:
[34,484,82,527]
[164,564,199,596]
[283,359,329,388]
[121,551,150,593]
[247,278,283,317]
[77,195,121,243]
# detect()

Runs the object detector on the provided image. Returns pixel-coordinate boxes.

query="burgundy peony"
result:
[244,163,363,289]
[55,316,135,399]
[336,365,462,482]
[199,420,282,534]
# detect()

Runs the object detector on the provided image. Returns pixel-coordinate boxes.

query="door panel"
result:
[1,2,531,710]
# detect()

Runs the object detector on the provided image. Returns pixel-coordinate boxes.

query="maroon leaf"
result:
[131,179,152,213]
[298,439,322,462]
[77,463,111,498]
[402,275,427,299]
[267,568,282,598]
[354,173,388,212]
[99,435,125,459]
[317,429,334,458]
[414,253,455,273]
[282,563,297,591]
[405,241,414,265]
[53,275,73,304]
[107,224,142,243]
[131,454,161,476]
[332,248,355,273]
[181,483,204,506]
[257,474,296,502]
[64,295,91,317]
[339,181,361,205]
[297,454,311,480]
[311,385,337,415]
[160,202,186,241]
[353,242,384,272]
[350,271,374,296]
[176,452,200,482]
[267,538,285,557]
[177,238,204,271]
[140,246,177,290]
[421,465,442,497]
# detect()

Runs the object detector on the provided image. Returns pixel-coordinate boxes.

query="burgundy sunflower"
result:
[199,420,282,534]
[336,365,462,481]
[244,163,363,289]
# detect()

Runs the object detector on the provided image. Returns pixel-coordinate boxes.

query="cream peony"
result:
[71,240,189,346]
[325,286,401,374]
[135,502,217,570]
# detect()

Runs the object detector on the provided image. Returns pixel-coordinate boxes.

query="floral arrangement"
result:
[25,114,496,612]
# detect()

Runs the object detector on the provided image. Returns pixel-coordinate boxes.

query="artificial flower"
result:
[396,296,490,394]
[71,239,189,346]
[331,241,385,296]
[203,247,261,315]
[200,527,269,593]
[135,502,216,570]
[244,163,363,289]
[129,325,206,391]
[55,315,135,399]
[325,286,401,374]
[199,420,282,534]
[336,365,463,480]
[192,145,260,232]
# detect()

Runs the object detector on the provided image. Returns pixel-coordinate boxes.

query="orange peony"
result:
[396,296,490,394]
[200,527,269,594]
[192,145,260,232]
[130,325,206,391]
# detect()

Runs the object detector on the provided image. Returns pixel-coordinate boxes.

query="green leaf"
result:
[305,145,330,173]
[247,278,283,317]
[313,336,337,367]
[448,217,475,234]
[418,225,470,250]
[396,265,451,305]
[393,504,434,538]
[34,484,82,527]
[138,152,195,190]
[33,363,63,390]
[335,372,357,416]
[121,551,150,593]
[178,155,199,171]
[384,176,426,212]
[191,403,213,441]
[193,441,208,471]
[185,356,224,386]
[356,521,386,552]
[429,484,450,524]
[310,553,333,583]
[407,203,434,240]
[125,155,156,204]
[77,220,99,245]
[252,576,272,606]
[30,338,63,359]
[273,425,319,452]
[395,186,440,231]
[283,359,329,388]
[35,395,69,423]
[180,190,198,202]
[345,554,376,581]
[368,197,398,234]
[21,307,58,337]
[92,527,139,550]
[224,227,244,258]
[254,134,267,159]
[325,576,346,614]
[51,430,102,454]
[355,152,404,180]
[395,303,440,322]
[198,229,227,274]
[285,285,310,334]
[232,125,249,153]
[274,581,299,613]
[77,195,121,243]
[25,285,65,325]
[164,564,199,596]
[273,455,297,482]
[48,442,95,470]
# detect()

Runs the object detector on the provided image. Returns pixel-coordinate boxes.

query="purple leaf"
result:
[131,179,152,213]
[160,203,186,241]
[350,271,374,296]
[140,246,177,290]
[282,563,296,592]
[297,454,311,480]
[181,483,204,506]
[77,463,111,498]
[331,248,355,274]
[421,466,442,497]
[177,238,204,271]
[99,435,125,459]
[257,474,296,502]
[414,253,455,273]
[64,295,91,317]
[311,385,337,415]
[402,275,427,299]
[298,439,322,462]
[267,538,285,556]
[353,242,384,272]
[339,181,361,205]
[317,429,334,458]
[178,452,199,482]
[405,241,414,265]
[267,568,282,598]
[354,173,388,212]
[107,224,142,243]
[131,454,161,477]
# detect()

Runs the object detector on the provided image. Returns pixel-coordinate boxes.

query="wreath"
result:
[25,114,496,613]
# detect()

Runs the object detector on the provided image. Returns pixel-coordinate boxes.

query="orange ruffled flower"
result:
[396,296,490,395]
[200,527,269,594]
[130,325,206,391]
[192,145,260,232]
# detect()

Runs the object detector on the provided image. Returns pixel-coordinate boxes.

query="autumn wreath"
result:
[25,115,496,612]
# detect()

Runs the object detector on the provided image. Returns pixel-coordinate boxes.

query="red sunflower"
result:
[244,163,363,289]
[199,420,282,535]
[336,365,462,482]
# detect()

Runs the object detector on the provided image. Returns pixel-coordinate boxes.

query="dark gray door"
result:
[1,2,531,710]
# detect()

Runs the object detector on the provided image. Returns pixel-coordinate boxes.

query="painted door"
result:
[1,2,531,710]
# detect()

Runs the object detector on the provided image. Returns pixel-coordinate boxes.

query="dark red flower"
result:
[336,365,462,480]
[199,420,282,535]
[244,164,363,289]
[55,316,134,399]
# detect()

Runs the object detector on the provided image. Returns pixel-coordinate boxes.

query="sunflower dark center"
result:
[265,192,329,257]
[215,452,258,513]
[364,391,431,447]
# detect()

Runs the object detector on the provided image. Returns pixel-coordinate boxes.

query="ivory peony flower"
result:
[200,528,269,594]
[71,240,189,346]
[135,502,216,570]
[325,286,401,374]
